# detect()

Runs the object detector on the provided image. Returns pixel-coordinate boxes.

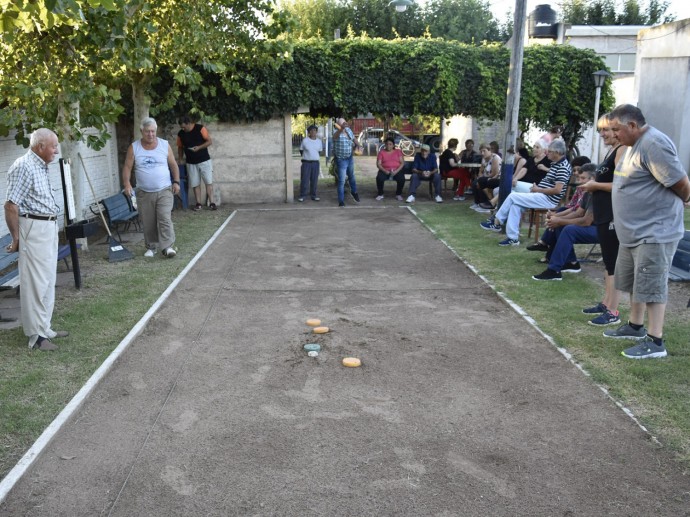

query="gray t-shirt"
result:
[612,126,687,247]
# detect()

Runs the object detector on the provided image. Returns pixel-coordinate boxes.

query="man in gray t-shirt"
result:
[606,104,690,359]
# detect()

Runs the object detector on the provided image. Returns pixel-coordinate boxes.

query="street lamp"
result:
[388,0,413,12]
[591,69,611,161]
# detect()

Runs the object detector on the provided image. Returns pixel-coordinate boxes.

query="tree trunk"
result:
[56,98,85,221]
[131,73,151,136]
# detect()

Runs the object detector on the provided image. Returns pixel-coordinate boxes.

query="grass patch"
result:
[415,202,690,469]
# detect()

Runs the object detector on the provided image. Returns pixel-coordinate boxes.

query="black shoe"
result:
[339,202,345,207]
[526,242,549,252]
[532,268,562,281]
[352,192,361,203]
[562,261,582,273]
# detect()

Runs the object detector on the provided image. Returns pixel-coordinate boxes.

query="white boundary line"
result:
[0,211,238,504]
[406,206,658,443]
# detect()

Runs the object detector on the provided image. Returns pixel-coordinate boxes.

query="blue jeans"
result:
[548,225,598,271]
[335,155,358,204]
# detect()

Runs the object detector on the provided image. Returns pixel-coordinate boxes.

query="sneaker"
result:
[589,310,621,326]
[469,203,479,210]
[376,195,384,201]
[603,323,647,340]
[435,195,443,203]
[582,302,607,314]
[396,195,404,201]
[352,192,361,203]
[479,202,494,209]
[162,247,177,258]
[475,206,492,213]
[453,195,465,201]
[498,238,520,246]
[339,202,345,207]
[297,197,304,203]
[480,220,501,232]
[192,203,202,211]
[312,197,320,201]
[526,242,549,252]
[144,249,155,258]
[532,268,562,281]
[209,203,217,210]
[406,195,415,203]
[562,261,582,273]
[621,337,667,359]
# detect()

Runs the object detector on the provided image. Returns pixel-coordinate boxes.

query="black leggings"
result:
[596,222,619,275]
[473,177,500,204]
[376,170,406,196]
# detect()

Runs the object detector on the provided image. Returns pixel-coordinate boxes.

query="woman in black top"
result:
[580,113,627,325]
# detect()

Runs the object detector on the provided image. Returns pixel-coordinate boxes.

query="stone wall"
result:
[120,116,292,206]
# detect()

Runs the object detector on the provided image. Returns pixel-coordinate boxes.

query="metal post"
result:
[591,85,602,161]
[498,0,527,207]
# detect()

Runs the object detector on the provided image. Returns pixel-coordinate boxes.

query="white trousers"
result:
[18,217,58,348]
[494,192,557,240]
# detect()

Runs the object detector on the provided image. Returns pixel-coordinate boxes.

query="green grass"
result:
[415,202,690,469]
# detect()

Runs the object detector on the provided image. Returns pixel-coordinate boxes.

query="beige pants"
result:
[136,187,175,251]
[18,217,58,348]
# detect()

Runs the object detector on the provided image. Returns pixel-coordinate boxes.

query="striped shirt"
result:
[5,150,59,216]
[333,127,355,159]
[538,157,572,204]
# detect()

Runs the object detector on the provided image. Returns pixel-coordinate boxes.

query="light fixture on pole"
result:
[591,69,611,161]
[388,0,413,12]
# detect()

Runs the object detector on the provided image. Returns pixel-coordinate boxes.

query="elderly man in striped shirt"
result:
[481,139,572,246]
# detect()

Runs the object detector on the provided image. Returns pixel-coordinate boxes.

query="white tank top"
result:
[132,139,172,192]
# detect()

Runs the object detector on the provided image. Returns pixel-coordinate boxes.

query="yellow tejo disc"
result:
[313,326,329,334]
[342,357,361,368]
[306,319,321,327]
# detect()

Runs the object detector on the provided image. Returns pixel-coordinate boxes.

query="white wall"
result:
[0,125,120,237]
[635,20,690,173]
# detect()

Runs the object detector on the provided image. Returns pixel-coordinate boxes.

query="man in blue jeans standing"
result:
[333,117,361,207]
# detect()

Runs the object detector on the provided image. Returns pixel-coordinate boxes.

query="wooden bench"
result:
[97,193,140,241]
[0,233,20,290]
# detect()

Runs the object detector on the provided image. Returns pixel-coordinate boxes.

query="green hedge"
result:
[155,37,613,140]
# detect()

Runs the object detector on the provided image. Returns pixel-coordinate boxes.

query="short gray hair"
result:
[140,117,157,130]
[548,139,566,156]
[30,128,57,148]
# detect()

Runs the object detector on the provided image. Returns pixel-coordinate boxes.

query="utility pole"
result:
[498,0,528,206]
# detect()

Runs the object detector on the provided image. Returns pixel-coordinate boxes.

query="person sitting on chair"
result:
[531,164,599,280]
[375,137,405,201]
[469,143,502,213]
[480,139,572,246]
[440,138,470,199]
[406,144,442,203]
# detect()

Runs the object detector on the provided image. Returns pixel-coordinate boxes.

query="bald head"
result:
[30,128,59,164]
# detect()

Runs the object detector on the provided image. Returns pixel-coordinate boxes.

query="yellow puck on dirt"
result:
[306,319,321,327]
[313,326,329,334]
[342,357,361,368]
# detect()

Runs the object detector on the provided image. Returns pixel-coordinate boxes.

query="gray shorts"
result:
[614,241,678,304]
[187,160,213,188]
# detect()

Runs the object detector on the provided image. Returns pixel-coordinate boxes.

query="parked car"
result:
[357,128,421,157]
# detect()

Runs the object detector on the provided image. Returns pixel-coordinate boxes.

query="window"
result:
[600,53,636,73]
